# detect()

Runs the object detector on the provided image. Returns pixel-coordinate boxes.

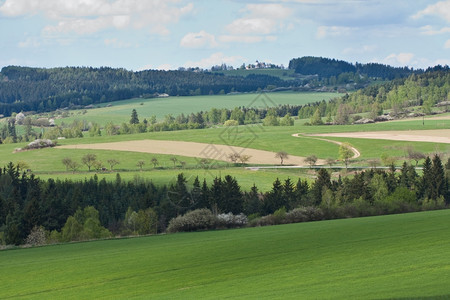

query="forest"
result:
[288,56,419,79]
[1,154,449,245]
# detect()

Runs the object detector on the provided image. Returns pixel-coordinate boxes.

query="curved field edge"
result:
[1,209,450,299]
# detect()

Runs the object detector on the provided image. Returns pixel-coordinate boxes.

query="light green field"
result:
[2,209,450,299]
[54,91,340,126]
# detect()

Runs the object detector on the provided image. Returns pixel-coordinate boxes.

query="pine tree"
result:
[431,154,445,200]
[130,109,139,124]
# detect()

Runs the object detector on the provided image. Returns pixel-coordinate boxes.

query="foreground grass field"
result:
[1,209,450,299]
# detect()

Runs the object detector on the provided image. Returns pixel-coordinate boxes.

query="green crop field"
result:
[55,91,340,126]
[2,209,450,299]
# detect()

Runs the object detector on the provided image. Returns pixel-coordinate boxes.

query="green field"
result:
[2,209,450,299]
[1,115,448,189]
[55,91,339,126]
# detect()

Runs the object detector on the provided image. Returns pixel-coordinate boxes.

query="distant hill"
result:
[288,56,418,80]
[0,66,290,116]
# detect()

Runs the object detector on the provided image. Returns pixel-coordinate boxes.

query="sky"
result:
[0,0,449,71]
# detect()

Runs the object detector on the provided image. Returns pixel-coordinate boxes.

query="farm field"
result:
[1,114,448,189]
[55,91,340,126]
[1,209,450,299]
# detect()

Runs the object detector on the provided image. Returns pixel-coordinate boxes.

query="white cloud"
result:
[104,38,132,48]
[0,0,194,35]
[180,30,218,48]
[222,3,292,43]
[316,26,353,39]
[420,25,450,35]
[412,0,450,22]
[183,52,245,69]
[342,45,377,55]
[445,39,450,49]
[218,35,263,43]
[383,53,415,66]
[18,37,41,48]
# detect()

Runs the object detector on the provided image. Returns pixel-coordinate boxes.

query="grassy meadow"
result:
[2,209,450,299]
[55,91,340,126]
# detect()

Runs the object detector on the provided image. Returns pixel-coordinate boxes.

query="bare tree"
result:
[107,159,119,171]
[151,157,159,168]
[407,149,426,166]
[81,153,97,171]
[170,156,178,168]
[368,159,380,169]
[305,155,318,168]
[275,151,289,165]
[227,153,240,164]
[239,154,252,165]
[62,157,79,173]
[326,157,335,169]
[93,160,103,171]
[179,161,186,169]
[137,160,145,171]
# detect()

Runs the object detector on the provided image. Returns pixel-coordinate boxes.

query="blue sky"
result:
[0,0,449,71]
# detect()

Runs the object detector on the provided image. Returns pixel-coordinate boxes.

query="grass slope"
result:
[1,210,450,299]
[57,91,339,126]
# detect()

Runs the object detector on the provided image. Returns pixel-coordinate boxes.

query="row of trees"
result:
[1,154,449,246]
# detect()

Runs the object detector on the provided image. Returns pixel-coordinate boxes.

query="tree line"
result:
[1,155,449,246]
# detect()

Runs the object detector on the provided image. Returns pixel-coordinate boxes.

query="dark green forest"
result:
[288,56,421,79]
[1,156,449,245]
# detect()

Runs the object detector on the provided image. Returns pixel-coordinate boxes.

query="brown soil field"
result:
[312,129,450,144]
[58,140,323,166]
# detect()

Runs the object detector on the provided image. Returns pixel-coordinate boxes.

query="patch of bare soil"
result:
[311,129,450,144]
[57,140,322,166]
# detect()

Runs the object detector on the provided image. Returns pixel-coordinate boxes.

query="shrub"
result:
[285,206,324,223]
[167,209,216,233]
[23,139,55,150]
[25,226,47,246]
[216,212,248,228]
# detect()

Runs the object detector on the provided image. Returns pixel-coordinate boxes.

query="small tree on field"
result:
[239,154,251,165]
[407,148,426,166]
[326,157,335,169]
[275,151,289,165]
[107,159,119,171]
[137,160,145,171]
[227,152,240,164]
[179,161,186,169]
[62,157,79,173]
[305,155,318,168]
[93,160,103,171]
[81,153,97,171]
[151,157,159,168]
[170,156,178,168]
[339,143,353,170]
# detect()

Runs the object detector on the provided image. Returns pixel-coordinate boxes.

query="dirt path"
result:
[310,129,450,144]
[291,133,361,159]
[57,140,315,166]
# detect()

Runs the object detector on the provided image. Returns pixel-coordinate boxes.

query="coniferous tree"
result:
[130,109,139,124]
